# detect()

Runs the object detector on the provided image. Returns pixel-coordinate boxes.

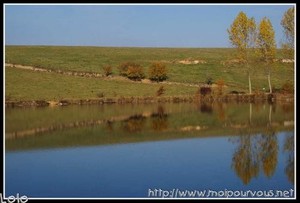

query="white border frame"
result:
[3,3,296,200]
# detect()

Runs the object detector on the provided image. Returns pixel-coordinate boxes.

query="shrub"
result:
[118,62,134,76]
[156,86,165,96]
[126,64,145,81]
[281,81,294,94]
[118,62,145,81]
[149,62,168,82]
[199,85,212,96]
[215,79,225,95]
[103,65,112,76]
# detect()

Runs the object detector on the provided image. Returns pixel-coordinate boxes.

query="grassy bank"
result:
[5,46,294,101]
[5,67,197,101]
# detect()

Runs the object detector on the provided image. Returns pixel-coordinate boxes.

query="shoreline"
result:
[5,93,294,107]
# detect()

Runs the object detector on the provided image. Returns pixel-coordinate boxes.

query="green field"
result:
[5,67,198,101]
[5,46,294,101]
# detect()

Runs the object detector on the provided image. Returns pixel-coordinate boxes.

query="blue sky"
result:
[4,4,294,48]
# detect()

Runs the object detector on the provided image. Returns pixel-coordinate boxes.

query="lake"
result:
[5,102,295,198]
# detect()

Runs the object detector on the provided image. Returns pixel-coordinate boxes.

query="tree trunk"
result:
[269,104,272,125]
[248,71,252,94]
[249,103,252,125]
[246,55,252,94]
[268,68,272,94]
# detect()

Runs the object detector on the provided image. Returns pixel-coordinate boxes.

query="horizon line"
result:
[5,44,287,49]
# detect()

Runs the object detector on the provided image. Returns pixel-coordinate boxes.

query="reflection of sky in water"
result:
[6,131,294,198]
[5,103,294,198]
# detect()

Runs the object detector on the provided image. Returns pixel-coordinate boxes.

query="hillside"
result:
[5,46,294,101]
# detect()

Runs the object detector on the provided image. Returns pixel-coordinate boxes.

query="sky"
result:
[4,4,295,48]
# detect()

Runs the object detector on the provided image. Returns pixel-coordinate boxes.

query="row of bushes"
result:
[103,63,293,94]
[103,62,168,82]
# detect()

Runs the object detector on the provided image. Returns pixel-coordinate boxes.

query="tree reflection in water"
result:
[216,102,226,122]
[105,120,114,132]
[151,105,168,132]
[231,104,280,185]
[232,128,279,185]
[284,133,294,184]
[121,114,146,133]
[116,105,169,134]
[259,126,278,178]
[280,101,294,184]
[199,103,213,114]
[232,128,260,185]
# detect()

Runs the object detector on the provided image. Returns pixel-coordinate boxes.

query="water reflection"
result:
[260,127,278,178]
[232,126,281,184]
[216,102,226,122]
[6,103,294,150]
[5,102,295,196]
[151,105,168,132]
[231,128,260,185]
[105,120,114,132]
[230,103,294,185]
[199,102,213,114]
[284,133,294,184]
[281,103,294,113]
[113,105,169,133]
[121,114,146,133]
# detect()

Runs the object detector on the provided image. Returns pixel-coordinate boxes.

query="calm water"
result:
[5,102,295,198]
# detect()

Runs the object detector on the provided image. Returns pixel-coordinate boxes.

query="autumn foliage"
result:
[149,62,168,82]
[102,65,112,76]
[118,62,145,81]
[227,11,256,94]
[281,7,294,57]
[156,86,165,96]
[215,79,225,95]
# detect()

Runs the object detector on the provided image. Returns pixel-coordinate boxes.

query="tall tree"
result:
[281,7,295,58]
[256,17,276,94]
[228,12,256,94]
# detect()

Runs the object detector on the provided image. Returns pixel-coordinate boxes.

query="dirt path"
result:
[5,63,103,78]
[5,63,199,87]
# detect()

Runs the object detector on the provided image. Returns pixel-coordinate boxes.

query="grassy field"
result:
[5,46,294,101]
[5,67,198,101]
